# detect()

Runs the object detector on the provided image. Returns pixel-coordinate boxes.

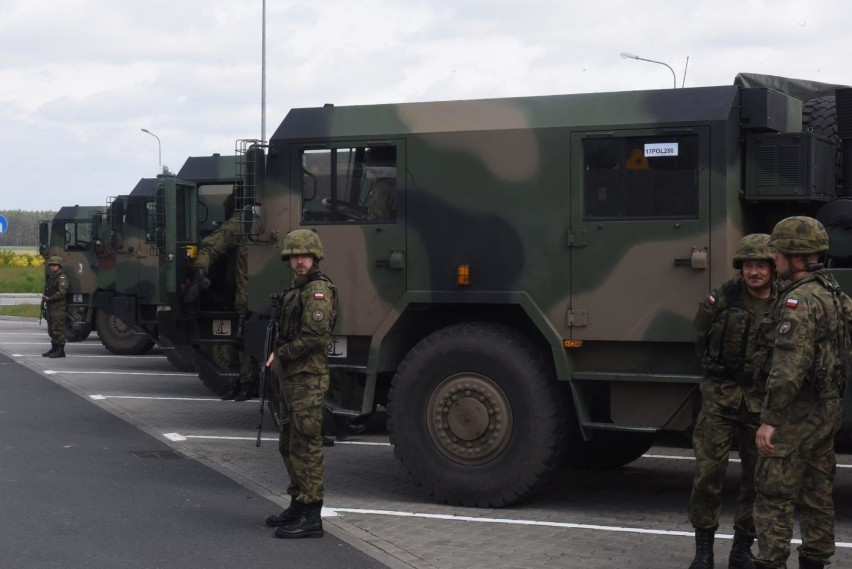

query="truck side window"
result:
[301,145,397,224]
[583,135,699,220]
[63,221,93,251]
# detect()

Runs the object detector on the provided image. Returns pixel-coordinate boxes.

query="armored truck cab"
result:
[39,205,105,342]
[240,76,852,507]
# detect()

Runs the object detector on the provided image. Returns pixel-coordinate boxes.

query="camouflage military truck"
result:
[95,155,240,374]
[38,205,106,342]
[172,74,852,508]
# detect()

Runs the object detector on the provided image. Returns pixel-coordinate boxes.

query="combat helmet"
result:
[768,216,829,255]
[732,234,773,269]
[47,255,63,266]
[280,229,324,261]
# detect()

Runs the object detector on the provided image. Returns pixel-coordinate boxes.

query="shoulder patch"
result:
[312,310,324,322]
[785,297,799,308]
[313,292,325,300]
[778,320,792,335]
[706,294,716,305]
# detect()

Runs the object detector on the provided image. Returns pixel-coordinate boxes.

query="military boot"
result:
[42,343,57,357]
[274,500,324,538]
[49,345,66,358]
[265,497,302,527]
[729,532,755,569]
[799,556,825,569]
[220,381,241,401]
[688,528,714,569]
[183,268,211,302]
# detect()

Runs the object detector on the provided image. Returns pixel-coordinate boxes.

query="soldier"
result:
[753,217,850,569]
[687,234,777,569]
[42,256,69,358]
[264,229,337,539]
[184,193,256,401]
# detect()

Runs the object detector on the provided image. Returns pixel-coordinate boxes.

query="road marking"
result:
[13,353,165,359]
[91,395,220,402]
[0,332,51,336]
[161,432,390,445]
[641,453,852,469]
[45,370,195,376]
[322,507,852,547]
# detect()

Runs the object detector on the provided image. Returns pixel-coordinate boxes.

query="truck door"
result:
[158,178,198,317]
[294,142,406,336]
[569,129,710,342]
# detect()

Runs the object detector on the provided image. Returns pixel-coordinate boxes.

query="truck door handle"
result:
[674,247,707,269]
[375,250,405,270]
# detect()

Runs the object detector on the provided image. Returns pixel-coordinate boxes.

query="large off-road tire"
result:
[803,95,842,192]
[387,322,569,508]
[195,343,238,396]
[161,342,197,373]
[96,310,155,355]
[564,430,655,470]
[64,308,92,342]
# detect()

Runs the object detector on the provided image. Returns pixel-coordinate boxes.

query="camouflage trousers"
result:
[277,370,329,504]
[46,302,66,346]
[688,390,760,534]
[754,399,842,567]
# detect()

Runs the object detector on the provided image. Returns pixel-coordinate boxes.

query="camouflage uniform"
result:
[754,217,849,569]
[688,234,777,569]
[266,229,337,539]
[190,208,254,394]
[44,257,69,352]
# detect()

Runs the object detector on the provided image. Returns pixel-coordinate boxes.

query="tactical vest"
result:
[278,271,338,342]
[806,272,850,399]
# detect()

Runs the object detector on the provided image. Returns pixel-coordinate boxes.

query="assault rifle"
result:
[256,315,278,447]
[39,283,48,326]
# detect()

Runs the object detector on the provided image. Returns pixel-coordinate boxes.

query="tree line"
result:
[0,210,56,247]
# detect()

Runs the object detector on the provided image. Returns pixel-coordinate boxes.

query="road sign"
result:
[0,215,7,233]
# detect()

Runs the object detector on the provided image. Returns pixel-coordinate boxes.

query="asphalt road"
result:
[2,317,851,569]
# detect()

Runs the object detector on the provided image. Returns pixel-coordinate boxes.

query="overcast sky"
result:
[0,0,849,212]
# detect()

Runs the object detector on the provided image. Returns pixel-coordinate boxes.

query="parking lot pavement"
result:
[3,316,851,568]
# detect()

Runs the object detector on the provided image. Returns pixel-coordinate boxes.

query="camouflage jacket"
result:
[193,214,247,309]
[693,276,777,410]
[44,269,69,304]
[273,267,337,379]
[761,270,852,426]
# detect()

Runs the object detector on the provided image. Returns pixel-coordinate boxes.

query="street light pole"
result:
[619,52,677,89]
[140,128,162,171]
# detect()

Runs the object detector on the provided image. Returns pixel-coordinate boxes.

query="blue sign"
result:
[0,215,7,234]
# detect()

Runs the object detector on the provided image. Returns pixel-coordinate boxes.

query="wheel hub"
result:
[427,373,512,465]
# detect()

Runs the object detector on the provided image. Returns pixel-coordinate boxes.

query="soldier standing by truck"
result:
[42,255,69,358]
[264,229,337,539]
[753,217,850,569]
[688,234,777,569]
[184,192,256,401]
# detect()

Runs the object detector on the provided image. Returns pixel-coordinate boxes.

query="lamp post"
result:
[619,52,677,89]
[140,128,162,171]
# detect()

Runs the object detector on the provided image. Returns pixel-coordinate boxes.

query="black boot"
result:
[220,382,241,401]
[233,381,258,402]
[49,345,66,358]
[183,268,211,302]
[799,556,825,569]
[729,532,755,569]
[42,343,57,357]
[265,497,302,527]
[688,528,715,569]
[274,501,323,538]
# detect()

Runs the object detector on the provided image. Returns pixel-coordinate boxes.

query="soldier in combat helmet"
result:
[264,229,337,538]
[753,216,850,569]
[42,255,69,358]
[687,234,777,569]
[184,192,257,401]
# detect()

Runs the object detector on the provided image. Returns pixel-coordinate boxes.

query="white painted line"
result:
[91,395,220,402]
[13,353,165,359]
[163,433,187,441]
[162,433,390,445]
[0,332,50,336]
[45,370,195,377]
[323,508,852,547]
[641,453,852,469]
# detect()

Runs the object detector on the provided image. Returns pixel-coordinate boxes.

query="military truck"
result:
[39,205,109,343]
[165,74,850,508]
[95,156,240,374]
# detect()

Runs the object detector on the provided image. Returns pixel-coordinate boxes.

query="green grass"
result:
[0,266,43,293]
[0,304,41,318]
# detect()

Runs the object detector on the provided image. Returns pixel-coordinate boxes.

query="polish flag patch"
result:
[313,292,325,300]
[785,298,799,308]
[706,294,716,305]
